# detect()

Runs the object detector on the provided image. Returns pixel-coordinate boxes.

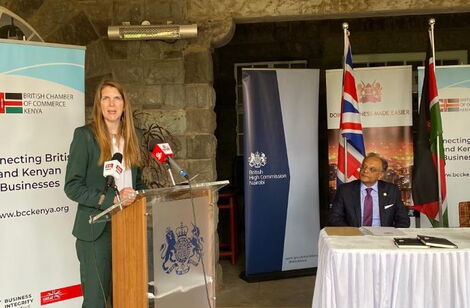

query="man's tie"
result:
[363,188,373,226]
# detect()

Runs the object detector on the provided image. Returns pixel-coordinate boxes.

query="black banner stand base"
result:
[240,267,317,283]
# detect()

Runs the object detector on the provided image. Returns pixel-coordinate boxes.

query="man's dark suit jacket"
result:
[328,180,410,228]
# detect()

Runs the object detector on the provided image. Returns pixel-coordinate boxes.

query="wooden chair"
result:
[218,192,238,264]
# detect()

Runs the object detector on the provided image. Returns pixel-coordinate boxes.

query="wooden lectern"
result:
[90,181,228,308]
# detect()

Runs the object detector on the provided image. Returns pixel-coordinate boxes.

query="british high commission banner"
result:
[326,66,414,222]
[418,65,470,227]
[243,69,320,276]
[0,40,84,307]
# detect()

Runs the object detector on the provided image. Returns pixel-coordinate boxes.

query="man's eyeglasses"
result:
[360,166,383,173]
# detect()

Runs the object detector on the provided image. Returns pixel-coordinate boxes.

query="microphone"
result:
[98,152,123,205]
[148,138,189,179]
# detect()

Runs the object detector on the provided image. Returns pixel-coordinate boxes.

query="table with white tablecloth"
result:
[312,228,470,308]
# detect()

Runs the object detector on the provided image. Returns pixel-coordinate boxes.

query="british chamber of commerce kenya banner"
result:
[326,66,413,218]
[0,39,84,307]
[243,69,320,276]
[418,65,470,227]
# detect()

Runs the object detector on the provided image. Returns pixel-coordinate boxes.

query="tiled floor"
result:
[216,260,315,308]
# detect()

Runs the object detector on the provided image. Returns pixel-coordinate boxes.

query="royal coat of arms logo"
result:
[248,151,267,168]
[160,222,204,275]
[357,81,382,103]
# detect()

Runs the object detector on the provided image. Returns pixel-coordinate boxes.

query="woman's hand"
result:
[114,187,136,207]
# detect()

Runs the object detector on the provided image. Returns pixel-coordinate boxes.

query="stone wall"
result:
[188,0,470,23]
[0,0,221,184]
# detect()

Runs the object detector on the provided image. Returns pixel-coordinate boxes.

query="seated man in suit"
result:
[328,153,410,227]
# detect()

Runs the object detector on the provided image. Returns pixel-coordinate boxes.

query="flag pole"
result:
[429,18,443,227]
[342,22,349,182]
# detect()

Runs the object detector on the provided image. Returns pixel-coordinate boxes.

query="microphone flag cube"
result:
[103,160,123,179]
[151,142,174,163]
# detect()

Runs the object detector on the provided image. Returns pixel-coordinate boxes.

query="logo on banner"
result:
[439,98,460,112]
[0,90,74,115]
[0,92,23,114]
[41,290,63,304]
[160,222,204,275]
[2,293,33,307]
[248,151,287,186]
[40,284,82,305]
[357,81,382,104]
[248,151,267,168]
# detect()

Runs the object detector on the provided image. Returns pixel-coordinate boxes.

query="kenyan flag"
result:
[0,92,23,113]
[411,30,448,227]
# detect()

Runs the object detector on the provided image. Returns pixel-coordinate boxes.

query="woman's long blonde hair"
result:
[91,80,142,168]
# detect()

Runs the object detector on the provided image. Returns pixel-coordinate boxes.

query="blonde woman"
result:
[65,80,145,307]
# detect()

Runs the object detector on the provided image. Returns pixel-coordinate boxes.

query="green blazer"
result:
[64,125,145,241]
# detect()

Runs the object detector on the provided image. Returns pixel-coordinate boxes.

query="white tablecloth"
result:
[312,228,470,308]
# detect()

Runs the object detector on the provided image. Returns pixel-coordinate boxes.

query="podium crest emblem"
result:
[160,222,204,275]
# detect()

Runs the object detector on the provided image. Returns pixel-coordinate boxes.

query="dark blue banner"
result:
[243,70,290,275]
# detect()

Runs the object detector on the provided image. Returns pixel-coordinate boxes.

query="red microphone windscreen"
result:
[151,143,174,163]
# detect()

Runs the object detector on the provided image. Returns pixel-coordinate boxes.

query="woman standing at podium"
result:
[64,80,145,307]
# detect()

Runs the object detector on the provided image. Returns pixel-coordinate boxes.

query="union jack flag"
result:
[337,28,366,185]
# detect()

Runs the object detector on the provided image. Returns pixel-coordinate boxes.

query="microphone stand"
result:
[113,185,123,210]
[165,162,176,186]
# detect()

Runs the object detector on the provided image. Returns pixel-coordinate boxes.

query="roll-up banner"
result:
[0,40,84,307]
[242,69,320,277]
[418,65,470,227]
[326,66,414,219]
